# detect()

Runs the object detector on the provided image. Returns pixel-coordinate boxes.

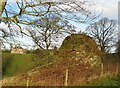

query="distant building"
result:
[11,44,26,54]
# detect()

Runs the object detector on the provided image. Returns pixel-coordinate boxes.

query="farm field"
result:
[2,52,36,78]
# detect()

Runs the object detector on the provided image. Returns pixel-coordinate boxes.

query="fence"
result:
[1,58,120,86]
[25,58,120,86]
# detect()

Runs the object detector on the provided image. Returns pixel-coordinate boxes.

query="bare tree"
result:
[0,0,98,49]
[26,13,74,50]
[0,1,98,33]
[0,22,21,49]
[0,0,7,16]
[1,1,96,24]
[86,17,117,53]
[86,17,117,77]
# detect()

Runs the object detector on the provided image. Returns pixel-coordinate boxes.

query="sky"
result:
[0,0,119,50]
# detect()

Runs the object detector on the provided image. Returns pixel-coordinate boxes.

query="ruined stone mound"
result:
[59,33,102,66]
[60,34,100,53]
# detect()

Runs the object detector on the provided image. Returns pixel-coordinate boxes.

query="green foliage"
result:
[2,50,10,53]
[86,75,120,86]
[31,49,41,54]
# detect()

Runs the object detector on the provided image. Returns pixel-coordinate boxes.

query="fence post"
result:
[26,77,30,88]
[26,73,30,88]
[65,67,69,86]
[100,62,104,77]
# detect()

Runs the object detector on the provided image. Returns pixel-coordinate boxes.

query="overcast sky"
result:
[0,0,119,49]
[94,0,118,19]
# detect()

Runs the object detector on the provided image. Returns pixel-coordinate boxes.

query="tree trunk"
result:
[0,0,7,16]
[100,52,106,77]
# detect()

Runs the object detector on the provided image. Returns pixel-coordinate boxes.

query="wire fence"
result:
[1,58,120,86]
[25,58,120,86]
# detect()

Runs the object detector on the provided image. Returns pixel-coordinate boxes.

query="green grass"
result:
[2,51,58,78]
[86,75,120,86]
[2,52,37,78]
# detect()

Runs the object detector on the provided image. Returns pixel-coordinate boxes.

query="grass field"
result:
[86,75,120,86]
[2,52,37,78]
[2,51,59,78]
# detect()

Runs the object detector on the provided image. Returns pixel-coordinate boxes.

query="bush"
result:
[31,50,59,66]
[2,50,10,53]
